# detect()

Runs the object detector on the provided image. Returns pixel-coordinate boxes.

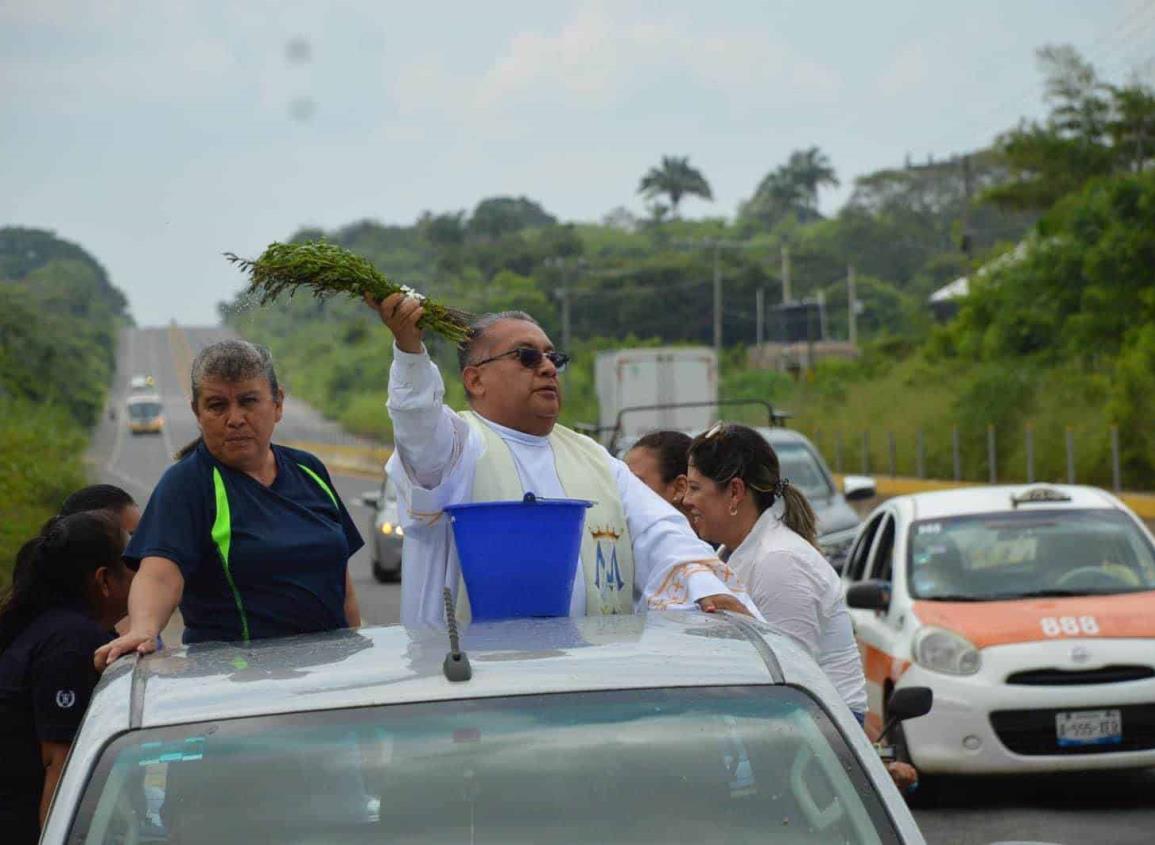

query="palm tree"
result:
[637,156,713,217]
[786,147,839,212]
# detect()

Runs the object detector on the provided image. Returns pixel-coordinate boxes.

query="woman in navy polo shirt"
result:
[96,340,363,668]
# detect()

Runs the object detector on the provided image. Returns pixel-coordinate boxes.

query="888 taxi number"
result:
[1040,616,1099,637]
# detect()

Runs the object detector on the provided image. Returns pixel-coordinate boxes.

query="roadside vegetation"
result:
[223,46,1155,488]
[0,228,129,587]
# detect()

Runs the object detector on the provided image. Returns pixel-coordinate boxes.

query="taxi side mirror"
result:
[846,579,890,611]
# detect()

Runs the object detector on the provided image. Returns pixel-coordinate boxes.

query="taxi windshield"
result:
[126,402,162,421]
[70,687,897,845]
[908,509,1155,600]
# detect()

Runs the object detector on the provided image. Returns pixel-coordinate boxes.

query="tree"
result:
[418,211,467,248]
[468,196,557,240]
[0,227,128,319]
[739,147,838,229]
[786,146,840,212]
[1038,45,1111,143]
[637,156,713,217]
[985,46,1117,211]
[1108,83,1155,173]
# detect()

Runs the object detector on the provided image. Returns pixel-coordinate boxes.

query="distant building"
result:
[927,240,1038,322]
[928,276,969,321]
[747,341,860,374]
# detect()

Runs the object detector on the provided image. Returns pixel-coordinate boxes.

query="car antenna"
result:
[442,587,472,682]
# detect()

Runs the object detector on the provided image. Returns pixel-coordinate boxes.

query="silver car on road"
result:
[43,613,925,844]
[359,473,403,582]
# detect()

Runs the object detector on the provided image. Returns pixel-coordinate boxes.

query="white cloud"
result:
[389,2,843,121]
[876,43,930,98]
[473,6,639,109]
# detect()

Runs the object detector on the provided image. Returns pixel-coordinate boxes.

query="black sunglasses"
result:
[470,346,570,373]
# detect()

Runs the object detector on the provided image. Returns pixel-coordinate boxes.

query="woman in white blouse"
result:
[682,422,869,720]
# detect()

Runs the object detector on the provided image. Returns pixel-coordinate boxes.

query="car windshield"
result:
[773,441,834,501]
[126,402,162,420]
[908,509,1155,600]
[71,687,897,845]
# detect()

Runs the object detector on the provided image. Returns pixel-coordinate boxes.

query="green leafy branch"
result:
[224,240,475,343]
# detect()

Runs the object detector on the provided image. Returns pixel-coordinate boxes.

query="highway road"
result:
[84,326,1155,845]
[87,325,400,627]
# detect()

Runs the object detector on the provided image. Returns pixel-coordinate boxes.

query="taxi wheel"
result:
[372,559,401,583]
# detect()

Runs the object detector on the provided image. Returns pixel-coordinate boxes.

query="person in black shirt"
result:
[0,511,133,844]
[11,484,139,594]
[60,484,141,536]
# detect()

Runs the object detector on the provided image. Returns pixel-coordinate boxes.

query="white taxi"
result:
[842,484,1155,775]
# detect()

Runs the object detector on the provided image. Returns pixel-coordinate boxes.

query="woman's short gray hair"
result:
[456,311,541,371]
[190,339,280,407]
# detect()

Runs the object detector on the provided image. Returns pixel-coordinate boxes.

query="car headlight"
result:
[380,522,403,537]
[913,626,981,675]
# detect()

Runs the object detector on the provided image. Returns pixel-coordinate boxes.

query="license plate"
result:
[1055,709,1122,747]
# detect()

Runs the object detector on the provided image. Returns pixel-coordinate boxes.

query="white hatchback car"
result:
[42,613,927,844]
[843,484,1155,777]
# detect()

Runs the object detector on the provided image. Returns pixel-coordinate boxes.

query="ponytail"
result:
[780,483,819,549]
[175,437,202,461]
[0,511,125,652]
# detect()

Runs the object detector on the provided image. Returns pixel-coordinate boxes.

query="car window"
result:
[908,508,1155,600]
[70,687,899,845]
[772,442,835,501]
[846,514,884,582]
[380,475,398,503]
[869,515,896,582]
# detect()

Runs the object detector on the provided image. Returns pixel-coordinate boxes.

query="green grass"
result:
[0,398,89,589]
[727,354,1127,488]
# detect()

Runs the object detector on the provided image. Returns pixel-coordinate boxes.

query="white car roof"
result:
[891,484,1123,522]
[84,614,814,732]
[45,613,926,844]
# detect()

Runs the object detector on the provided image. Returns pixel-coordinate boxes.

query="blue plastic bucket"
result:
[445,493,594,621]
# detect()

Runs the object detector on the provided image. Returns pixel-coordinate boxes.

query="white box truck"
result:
[594,346,717,452]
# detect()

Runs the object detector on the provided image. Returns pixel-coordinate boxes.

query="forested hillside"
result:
[223,46,1155,487]
[0,227,130,584]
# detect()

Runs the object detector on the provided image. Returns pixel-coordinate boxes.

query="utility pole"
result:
[780,245,792,303]
[847,264,858,347]
[557,287,572,351]
[960,154,973,257]
[545,256,584,351]
[755,287,765,347]
[676,238,744,356]
[712,241,723,355]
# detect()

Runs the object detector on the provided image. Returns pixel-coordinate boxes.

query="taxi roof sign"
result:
[1010,487,1073,508]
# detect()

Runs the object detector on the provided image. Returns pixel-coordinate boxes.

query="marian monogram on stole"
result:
[590,525,626,613]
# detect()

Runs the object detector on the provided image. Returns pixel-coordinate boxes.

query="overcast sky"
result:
[3,1,1153,326]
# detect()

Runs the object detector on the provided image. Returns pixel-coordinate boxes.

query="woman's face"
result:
[94,529,135,624]
[625,446,692,521]
[683,463,732,545]
[118,503,141,536]
[195,375,283,471]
